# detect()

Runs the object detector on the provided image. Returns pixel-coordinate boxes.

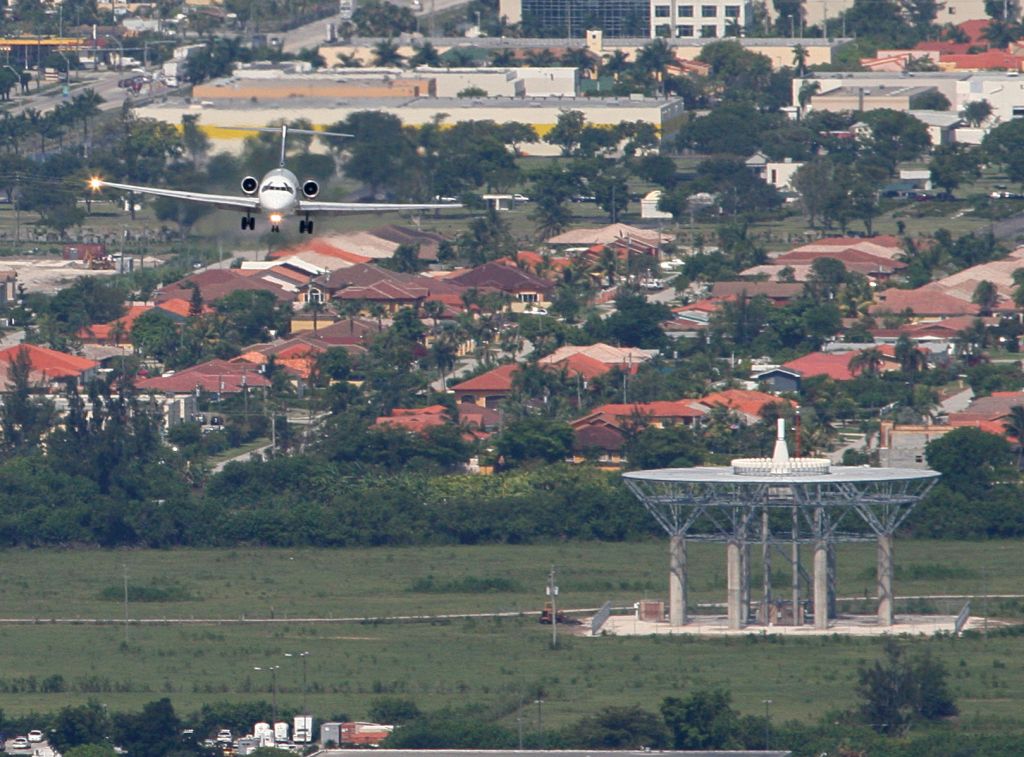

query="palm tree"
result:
[849,347,885,377]
[602,50,629,81]
[955,319,990,364]
[423,299,445,331]
[490,50,516,67]
[410,42,441,67]
[972,279,998,316]
[894,335,927,374]
[335,53,361,68]
[525,49,558,67]
[430,333,458,389]
[635,39,675,93]
[982,18,1024,49]
[72,89,104,145]
[560,48,594,77]
[792,44,809,77]
[1004,405,1024,467]
[368,302,387,331]
[334,298,364,334]
[372,39,404,67]
[594,247,620,287]
[960,100,993,127]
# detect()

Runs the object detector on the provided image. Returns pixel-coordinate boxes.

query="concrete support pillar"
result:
[740,541,751,621]
[813,509,828,630]
[792,505,802,626]
[669,534,687,626]
[727,539,744,629]
[878,533,895,627]
[760,507,771,625]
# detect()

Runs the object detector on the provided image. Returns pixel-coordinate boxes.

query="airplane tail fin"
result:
[219,125,354,167]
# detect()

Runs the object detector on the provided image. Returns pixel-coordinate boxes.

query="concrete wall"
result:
[137,97,686,156]
[193,78,435,100]
[764,160,803,189]
[878,422,953,468]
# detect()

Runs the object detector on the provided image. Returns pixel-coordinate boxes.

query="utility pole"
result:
[122,563,129,643]
[546,566,559,649]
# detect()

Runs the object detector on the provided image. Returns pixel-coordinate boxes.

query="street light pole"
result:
[763,699,772,750]
[285,651,310,715]
[254,665,280,723]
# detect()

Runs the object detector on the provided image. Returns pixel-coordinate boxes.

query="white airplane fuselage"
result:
[257,167,301,216]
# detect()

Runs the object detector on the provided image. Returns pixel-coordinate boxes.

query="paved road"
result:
[0,329,24,348]
[280,15,338,53]
[211,442,274,473]
[0,593,999,625]
[3,68,131,117]
[279,0,472,52]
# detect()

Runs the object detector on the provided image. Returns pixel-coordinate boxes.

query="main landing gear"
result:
[241,215,255,231]
[299,215,314,235]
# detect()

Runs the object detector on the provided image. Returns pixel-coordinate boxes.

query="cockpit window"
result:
[260,182,294,193]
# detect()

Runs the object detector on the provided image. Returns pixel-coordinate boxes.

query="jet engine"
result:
[302,180,320,199]
[241,176,259,195]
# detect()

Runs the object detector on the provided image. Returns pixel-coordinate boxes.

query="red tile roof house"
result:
[235,336,333,382]
[374,405,451,433]
[568,400,709,465]
[700,389,794,424]
[0,344,98,389]
[452,363,519,408]
[574,400,709,430]
[306,264,467,314]
[538,343,657,377]
[156,270,298,305]
[947,392,1024,438]
[710,281,804,305]
[449,261,555,309]
[136,359,272,395]
[78,304,154,346]
[869,288,981,319]
[757,349,901,392]
[571,422,628,467]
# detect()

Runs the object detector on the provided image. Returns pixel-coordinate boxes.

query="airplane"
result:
[87,124,460,234]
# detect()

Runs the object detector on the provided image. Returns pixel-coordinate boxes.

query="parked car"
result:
[512,193,530,202]
[26,732,43,743]
[522,305,548,315]
[215,730,232,745]
[10,738,29,750]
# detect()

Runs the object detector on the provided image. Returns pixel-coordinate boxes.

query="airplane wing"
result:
[90,180,261,212]
[299,200,462,213]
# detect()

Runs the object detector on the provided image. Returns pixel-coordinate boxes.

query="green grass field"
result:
[2,541,1024,727]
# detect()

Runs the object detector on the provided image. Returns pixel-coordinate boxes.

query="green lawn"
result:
[1,541,1023,724]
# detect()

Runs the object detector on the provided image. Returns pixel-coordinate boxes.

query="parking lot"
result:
[3,737,58,757]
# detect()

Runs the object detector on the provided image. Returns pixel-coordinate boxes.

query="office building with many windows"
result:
[507,0,651,38]
[650,0,750,38]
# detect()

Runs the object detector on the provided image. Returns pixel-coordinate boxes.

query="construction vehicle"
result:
[539,602,568,625]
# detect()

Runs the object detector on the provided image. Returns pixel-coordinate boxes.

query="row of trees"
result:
[1,640,960,756]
